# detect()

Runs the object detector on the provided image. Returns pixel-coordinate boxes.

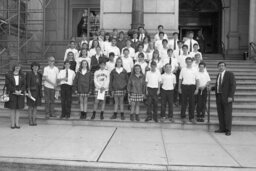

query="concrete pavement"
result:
[0,122,256,171]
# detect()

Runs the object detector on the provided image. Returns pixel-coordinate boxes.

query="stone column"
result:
[249,0,256,43]
[131,0,144,29]
[227,0,240,54]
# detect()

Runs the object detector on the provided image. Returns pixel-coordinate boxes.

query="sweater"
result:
[127,74,146,94]
[73,71,92,94]
[94,69,110,91]
[109,68,128,92]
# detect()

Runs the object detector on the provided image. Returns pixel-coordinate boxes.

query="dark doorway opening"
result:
[179,0,222,53]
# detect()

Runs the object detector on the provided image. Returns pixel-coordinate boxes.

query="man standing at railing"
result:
[212,61,236,136]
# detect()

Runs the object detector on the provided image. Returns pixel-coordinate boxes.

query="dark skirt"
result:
[5,94,25,109]
[27,89,42,107]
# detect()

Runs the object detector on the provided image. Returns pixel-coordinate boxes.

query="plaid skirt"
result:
[129,93,144,102]
[113,90,126,97]
[94,90,109,97]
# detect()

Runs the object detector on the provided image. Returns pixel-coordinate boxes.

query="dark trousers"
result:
[195,89,207,118]
[181,85,196,119]
[174,69,181,104]
[161,89,174,118]
[216,94,233,132]
[147,88,158,118]
[60,84,72,118]
[44,86,55,117]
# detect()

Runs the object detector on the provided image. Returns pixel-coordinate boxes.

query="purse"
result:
[0,85,10,102]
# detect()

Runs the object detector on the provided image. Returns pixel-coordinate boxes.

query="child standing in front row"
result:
[160,63,176,122]
[145,61,161,122]
[58,60,76,119]
[91,60,110,120]
[109,57,128,120]
[73,60,92,119]
[127,64,146,121]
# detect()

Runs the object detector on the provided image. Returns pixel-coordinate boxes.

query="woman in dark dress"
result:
[26,62,42,126]
[4,63,25,129]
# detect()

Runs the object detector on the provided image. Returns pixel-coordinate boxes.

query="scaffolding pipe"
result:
[17,0,21,62]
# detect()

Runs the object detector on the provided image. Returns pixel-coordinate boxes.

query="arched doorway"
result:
[179,0,222,53]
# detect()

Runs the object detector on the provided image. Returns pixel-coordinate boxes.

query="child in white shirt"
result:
[91,60,110,120]
[160,63,176,122]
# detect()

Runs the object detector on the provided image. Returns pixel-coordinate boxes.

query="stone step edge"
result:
[0,156,255,171]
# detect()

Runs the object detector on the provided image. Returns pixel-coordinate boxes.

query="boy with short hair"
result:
[64,41,79,61]
[145,61,161,122]
[160,63,176,122]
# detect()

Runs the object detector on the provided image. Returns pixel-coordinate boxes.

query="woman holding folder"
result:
[4,63,26,129]
[26,62,43,126]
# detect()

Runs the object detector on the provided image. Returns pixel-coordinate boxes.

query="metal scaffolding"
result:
[0,0,53,68]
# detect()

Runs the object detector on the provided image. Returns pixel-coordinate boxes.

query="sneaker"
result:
[110,113,117,120]
[83,112,87,120]
[80,112,84,119]
[130,114,134,121]
[135,115,140,122]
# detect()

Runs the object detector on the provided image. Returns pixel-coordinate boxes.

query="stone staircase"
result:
[0,56,256,130]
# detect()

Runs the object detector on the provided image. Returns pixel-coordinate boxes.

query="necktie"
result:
[66,69,68,80]
[169,57,172,64]
[218,73,222,93]
[174,39,176,50]
[190,39,192,52]
[179,49,181,56]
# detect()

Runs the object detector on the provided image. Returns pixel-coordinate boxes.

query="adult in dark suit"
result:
[26,62,42,126]
[4,63,26,129]
[213,61,236,136]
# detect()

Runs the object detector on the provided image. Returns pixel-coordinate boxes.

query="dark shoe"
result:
[215,129,225,133]
[120,113,125,120]
[153,117,158,123]
[145,116,152,122]
[91,112,96,120]
[29,123,33,126]
[130,114,134,121]
[33,123,37,126]
[110,113,117,119]
[100,112,104,120]
[11,126,15,129]
[83,112,87,119]
[135,115,140,122]
[80,112,84,119]
[225,131,231,136]
[15,126,20,129]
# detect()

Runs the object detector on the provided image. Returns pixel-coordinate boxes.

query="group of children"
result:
[44,25,210,123]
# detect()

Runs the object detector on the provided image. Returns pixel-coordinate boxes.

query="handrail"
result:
[249,42,256,61]
[207,89,211,131]
[221,41,226,60]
